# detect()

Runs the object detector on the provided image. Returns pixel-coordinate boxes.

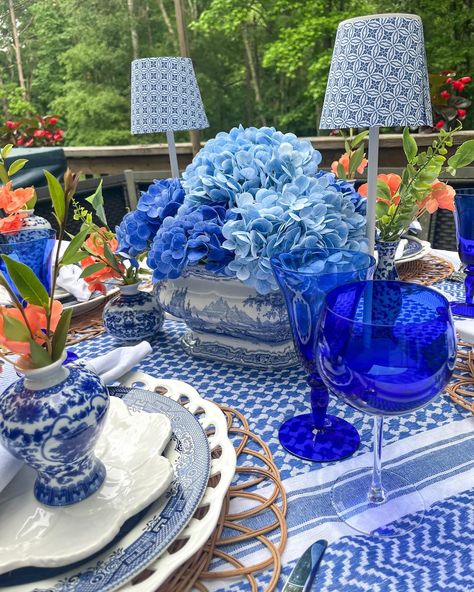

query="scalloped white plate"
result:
[0,397,173,574]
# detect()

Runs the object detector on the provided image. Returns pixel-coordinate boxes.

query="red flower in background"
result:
[440,90,450,99]
[458,108,467,118]
[435,120,445,129]
[1,115,65,147]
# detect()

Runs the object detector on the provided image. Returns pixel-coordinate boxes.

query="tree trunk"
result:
[173,0,201,155]
[242,25,265,126]
[127,0,139,60]
[8,0,27,98]
[157,0,177,50]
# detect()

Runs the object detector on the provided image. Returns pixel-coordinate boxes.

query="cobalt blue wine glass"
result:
[317,280,456,535]
[0,228,55,297]
[451,192,474,317]
[270,248,376,462]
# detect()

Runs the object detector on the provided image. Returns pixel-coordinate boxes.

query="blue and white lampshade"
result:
[320,14,433,129]
[131,57,209,134]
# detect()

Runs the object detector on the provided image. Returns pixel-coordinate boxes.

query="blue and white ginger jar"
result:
[0,353,109,506]
[103,283,164,343]
[22,209,52,230]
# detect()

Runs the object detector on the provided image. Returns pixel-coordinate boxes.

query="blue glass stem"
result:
[369,416,386,504]
[465,266,474,304]
[308,374,330,431]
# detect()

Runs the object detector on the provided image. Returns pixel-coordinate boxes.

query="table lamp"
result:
[131,57,209,178]
[320,14,433,254]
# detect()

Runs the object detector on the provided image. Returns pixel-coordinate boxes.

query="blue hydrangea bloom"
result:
[138,127,367,294]
[115,178,185,257]
[147,204,233,282]
[182,125,322,208]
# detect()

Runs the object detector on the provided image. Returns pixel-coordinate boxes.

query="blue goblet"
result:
[0,228,55,297]
[270,248,376,461]
[451,192,474,317]
[317,281,456,535]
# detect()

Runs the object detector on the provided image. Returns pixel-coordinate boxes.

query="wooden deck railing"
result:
[63,131,474,180]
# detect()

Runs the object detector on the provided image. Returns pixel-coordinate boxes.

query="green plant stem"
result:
[0,274,35,340]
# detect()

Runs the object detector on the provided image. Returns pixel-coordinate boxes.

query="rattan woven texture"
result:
[397,253,454,285]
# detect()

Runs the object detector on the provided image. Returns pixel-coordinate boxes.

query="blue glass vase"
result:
[317,280,456,535]
[270,248,376,461]
[0,228,55,296]
[451,192,474,317]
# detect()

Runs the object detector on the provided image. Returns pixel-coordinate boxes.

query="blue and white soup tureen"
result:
[0,354,109,506]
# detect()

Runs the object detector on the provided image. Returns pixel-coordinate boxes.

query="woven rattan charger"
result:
[65,253,472,591]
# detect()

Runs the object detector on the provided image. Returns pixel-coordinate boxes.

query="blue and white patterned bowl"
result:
[155,267,297,368]
[103,283,164,343]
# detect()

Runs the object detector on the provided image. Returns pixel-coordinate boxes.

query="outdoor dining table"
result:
[2,251,472,592]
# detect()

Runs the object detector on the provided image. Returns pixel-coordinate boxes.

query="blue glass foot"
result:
[278,413,360,462]
[450,301,474,318]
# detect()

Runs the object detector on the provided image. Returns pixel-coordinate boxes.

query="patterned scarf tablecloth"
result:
[63,278,474,592]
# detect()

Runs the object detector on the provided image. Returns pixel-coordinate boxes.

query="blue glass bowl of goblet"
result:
[451,192,474,317]
[0,228,55,298]
[316,280,456,535]
[270,248,376,461]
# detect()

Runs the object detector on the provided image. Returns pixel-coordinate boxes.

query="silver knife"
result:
[282,539,328,592]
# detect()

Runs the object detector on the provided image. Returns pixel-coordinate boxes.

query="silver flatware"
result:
[282,539,328,592]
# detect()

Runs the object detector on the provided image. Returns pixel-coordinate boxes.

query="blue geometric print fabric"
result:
[131,57,209,133]
[66,278,473,591]
[320,14,433,129]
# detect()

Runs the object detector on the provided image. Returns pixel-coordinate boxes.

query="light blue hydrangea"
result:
[182,125,322,208]
[222,174,367,294]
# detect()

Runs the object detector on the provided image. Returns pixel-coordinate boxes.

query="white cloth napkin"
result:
[56,265,92,302]
[0,341,153,494]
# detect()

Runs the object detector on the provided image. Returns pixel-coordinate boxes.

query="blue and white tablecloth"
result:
[66,277,474,592]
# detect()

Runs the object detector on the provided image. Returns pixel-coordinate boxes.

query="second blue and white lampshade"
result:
[320,14,433,129]
[131,57,209,134]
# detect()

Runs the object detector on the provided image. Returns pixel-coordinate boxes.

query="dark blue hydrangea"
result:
[115,178,186,257]
[147,204,233,282]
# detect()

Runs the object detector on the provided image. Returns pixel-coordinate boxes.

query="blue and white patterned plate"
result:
[1,387,211,592]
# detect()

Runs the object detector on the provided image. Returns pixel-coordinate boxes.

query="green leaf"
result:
[402,127,417,162]
[60,228,91,266]
[348,145,365,178]
[448,140,474,170]
[2,313,30,342]
[85,181,107,226]
[375,201,389,219]
[26,191,37,209]
[51,308,73,362]
[7,159,28,177]
[102,240,119,270]
[79,262,107,279]
[351,130,369,148]
[44,169,65,222]
[0,255,50,309]
[61,250,90,265]
[29,339,53,368]
[336,162,346,180]
[376,179,392,202]
[1,144,13,160]
[11,159,27,180]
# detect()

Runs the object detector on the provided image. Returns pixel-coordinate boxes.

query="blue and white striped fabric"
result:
[62,276,474,592]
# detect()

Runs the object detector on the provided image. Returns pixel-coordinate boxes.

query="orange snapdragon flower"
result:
[81,228,124,291]
[419,181,455,214]
[331,152,368,177]
[0,212,27,232]
[358,174,402,205]
[0,182,35,214]
[0,300,62,357]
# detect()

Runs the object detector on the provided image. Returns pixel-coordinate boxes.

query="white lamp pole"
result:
[166,130,180,178]
[366,127,379,256]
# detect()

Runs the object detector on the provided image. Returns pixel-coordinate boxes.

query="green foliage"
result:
[0,255,50,310]
[0,0,471,143]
